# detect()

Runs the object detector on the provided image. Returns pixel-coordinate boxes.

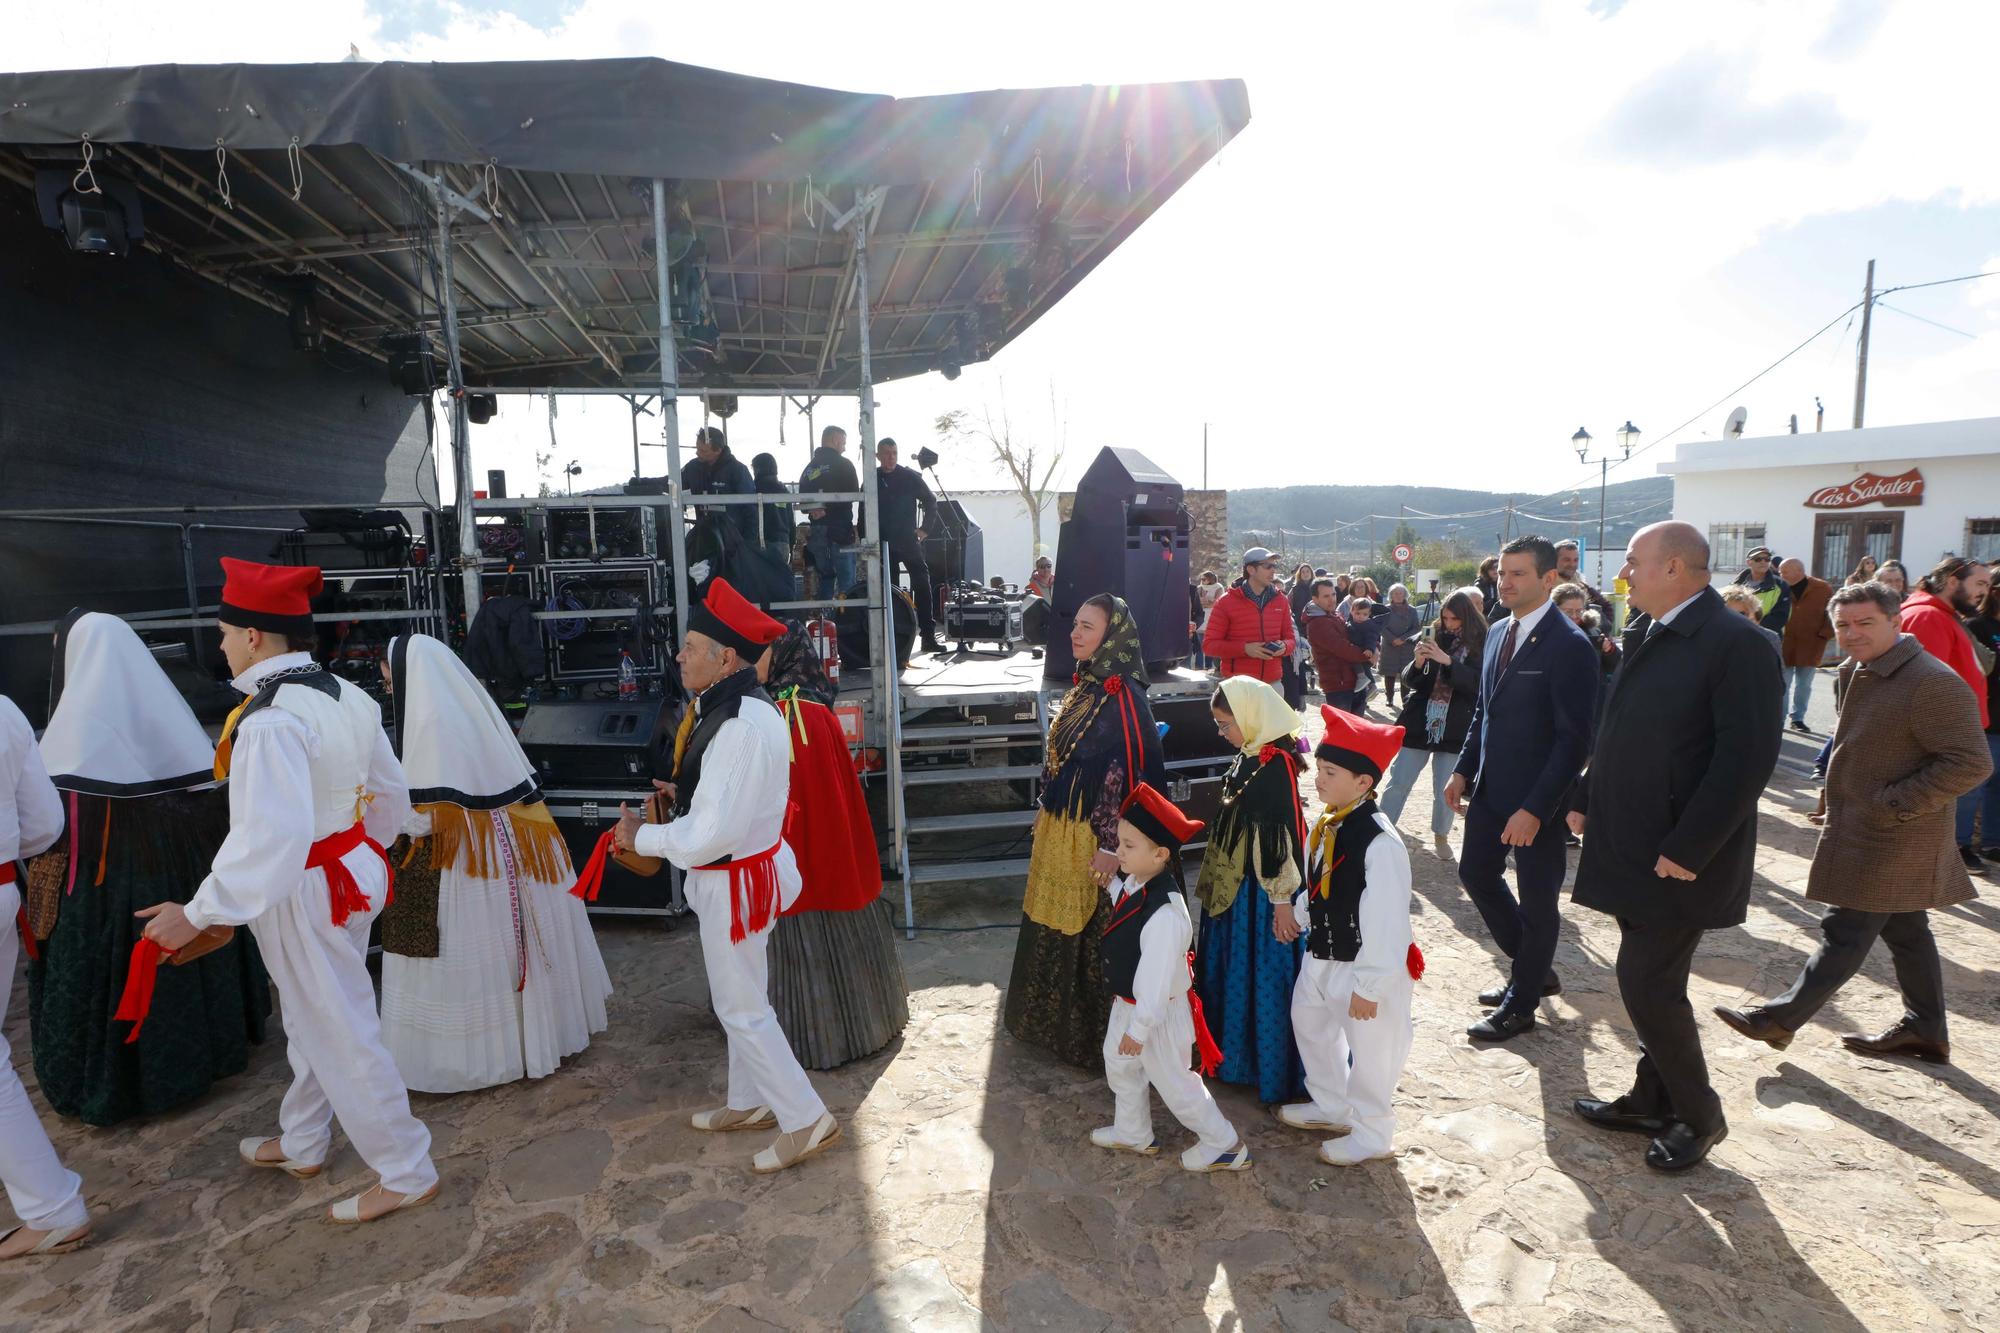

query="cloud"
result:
[1600,49,1855,166]
[1812,0,1889,60]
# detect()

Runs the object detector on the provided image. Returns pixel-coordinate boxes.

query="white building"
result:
[951,488,1057,588]
[1660,416,2000,583]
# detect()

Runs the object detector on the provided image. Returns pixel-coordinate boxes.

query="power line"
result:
[1874,301,1978,339]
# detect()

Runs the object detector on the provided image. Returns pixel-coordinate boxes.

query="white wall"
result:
[953,489,1057,588]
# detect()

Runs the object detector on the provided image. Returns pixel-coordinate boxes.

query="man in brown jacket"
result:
[1778,557,1834,734]
[1716,581,1992,1064]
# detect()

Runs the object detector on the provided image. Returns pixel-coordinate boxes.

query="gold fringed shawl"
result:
[419,801,575,885]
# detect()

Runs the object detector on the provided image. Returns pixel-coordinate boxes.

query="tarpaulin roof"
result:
[0,58,1249,394]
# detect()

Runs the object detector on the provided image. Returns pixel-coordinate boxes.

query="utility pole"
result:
[1853,258,1875,429]
[1202,422,1209,491]
[1368,514,1376,565]
[1504,501,1514,544]
[1566,492,1582,542]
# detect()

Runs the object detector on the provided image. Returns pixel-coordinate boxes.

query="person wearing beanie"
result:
[136,558,438,1225]
[1093,783,1249,1172]
[1278,706,1422,1167]
[608,578,838,1174]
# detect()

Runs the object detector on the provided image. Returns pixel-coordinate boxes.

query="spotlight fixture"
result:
[34,168,146,257]
[283,274,323,351]
[466,393,498,425]
[914,446,941,471]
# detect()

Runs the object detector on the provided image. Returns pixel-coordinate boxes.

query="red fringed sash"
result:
[307,822,393,926]
[699,840,783,943]
[1407,942,1426,981]
[1185,951,1224,1076]
[569,829,617,902]
[113,938,168,1044]
[3,864,32,962]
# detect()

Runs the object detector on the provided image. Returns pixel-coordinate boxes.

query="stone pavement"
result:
[3,728,1997,1331]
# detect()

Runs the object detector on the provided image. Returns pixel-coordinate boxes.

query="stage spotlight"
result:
[285,275,323,351]
[34,168,146,257]
[915,446,941,471]
[939,361,961,381]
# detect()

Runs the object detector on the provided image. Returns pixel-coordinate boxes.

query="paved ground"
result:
[4,717,1997,1331]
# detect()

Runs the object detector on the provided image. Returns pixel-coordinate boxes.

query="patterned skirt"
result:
[1196,875,1306,1103]
[770,898,910,1070]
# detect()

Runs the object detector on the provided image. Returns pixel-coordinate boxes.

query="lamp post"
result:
[1571,422,1639,587]
[564,459,582,496]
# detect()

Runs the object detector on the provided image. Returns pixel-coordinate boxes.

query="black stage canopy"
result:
[0,58,1249,395]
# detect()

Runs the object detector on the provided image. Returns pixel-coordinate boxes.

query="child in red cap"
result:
[1094,783,1249,1172]
[1277,706,1422,1166]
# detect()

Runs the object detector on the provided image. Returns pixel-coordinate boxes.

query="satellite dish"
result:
[1724,406,1748,438]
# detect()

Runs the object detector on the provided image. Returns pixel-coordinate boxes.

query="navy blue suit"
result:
[1453,601,1599,1017]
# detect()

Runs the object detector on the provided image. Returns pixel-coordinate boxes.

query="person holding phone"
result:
[1203,547,1296,683]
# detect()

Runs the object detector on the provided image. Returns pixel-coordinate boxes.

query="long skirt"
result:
[1003,809,1114,1070]
[27,788,271,1127]
[770,898,910,1070]
[382,856,612,1095]
[1196,875,1306,1104]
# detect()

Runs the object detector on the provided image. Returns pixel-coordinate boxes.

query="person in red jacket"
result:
[1202,547,1296,682]
[1900,558,1992,730]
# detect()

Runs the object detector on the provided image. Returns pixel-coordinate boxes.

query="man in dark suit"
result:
[1445,534,1599,1042]
[1569,521,1782,1172]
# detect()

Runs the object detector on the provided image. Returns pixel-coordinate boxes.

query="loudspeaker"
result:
[919,499,984,590]
[467,393,498,424]
[383,333,437,397]
[1044,447,1192,679]
[516,696,674,787]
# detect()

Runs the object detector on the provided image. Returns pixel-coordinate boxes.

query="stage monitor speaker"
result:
[516,696,674,788]
[1044,447,1192,680]
[919,499,984,590]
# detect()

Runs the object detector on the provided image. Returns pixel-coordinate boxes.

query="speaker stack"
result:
[1043,447,1193,680]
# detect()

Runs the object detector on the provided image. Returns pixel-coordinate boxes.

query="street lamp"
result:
[1571,422,1639,587]
[564,459,582,496]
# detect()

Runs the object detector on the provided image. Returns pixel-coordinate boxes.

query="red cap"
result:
[1119,781,1206,852]
[219,557,323,636]
[689,577,786,657]
[1315,705,1405,782]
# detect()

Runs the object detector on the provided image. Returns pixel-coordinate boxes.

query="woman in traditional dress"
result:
[27,612,270,1126]
[1193,676,1308,1103]
[1003,594,1166,1068]
[758,624,908,1069]
[379,634,611,1094]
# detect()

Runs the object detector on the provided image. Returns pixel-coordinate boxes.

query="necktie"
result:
[1494,619,1519,679]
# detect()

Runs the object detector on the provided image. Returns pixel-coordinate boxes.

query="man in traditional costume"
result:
[2,692,91,1259]
[379,634,612,1093]
[137,559,437,1224]
[605,579,838,1172]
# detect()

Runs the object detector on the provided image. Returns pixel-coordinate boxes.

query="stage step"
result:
[906,809,1038,834]
[905,856,1032,885]
[901,763,1045,787]
[900,722,1043,743]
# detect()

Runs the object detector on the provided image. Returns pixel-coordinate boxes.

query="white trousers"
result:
[1292,955,1414,1155]
[1,883,87,1232]
[253,852,437,1196]
[688,869,826,1133]
[1101,994,1237,1152]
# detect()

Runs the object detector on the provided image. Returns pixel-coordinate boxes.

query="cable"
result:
[1874,302,1977,339]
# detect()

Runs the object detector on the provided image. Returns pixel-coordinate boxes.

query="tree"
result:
[935,379,1067,557]
[1384,520,1419,566]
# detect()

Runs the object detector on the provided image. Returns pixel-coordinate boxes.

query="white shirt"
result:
[183,654,409,931]
[1653,589,1704,629]
[1500,596,1555,643]
[1291,809,1414,1001]
[1,695,64,865]
[1106,874,1193,1045]
[633,690,795,897]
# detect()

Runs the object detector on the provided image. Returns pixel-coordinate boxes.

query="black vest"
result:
[1304,801,1386,962]
[672,668,773,866]
[1099,875,1178,1002]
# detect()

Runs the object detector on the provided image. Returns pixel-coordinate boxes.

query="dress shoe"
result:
[1840,1021,1950,1065]
[1788,718,1813,735]
[1476,977,1561,1008]
[1959,845,1986,873]
[1646,1119,1728,1172]
[1467,1009,1536,1042]
[1572,1096,1670,1136]
[1712,1005,1794,1051]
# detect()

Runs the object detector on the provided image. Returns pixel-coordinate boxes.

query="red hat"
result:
[219,557,323,638]
[1315,705,1404,782]
[1119,782,1206,852]
[689,577,786,657]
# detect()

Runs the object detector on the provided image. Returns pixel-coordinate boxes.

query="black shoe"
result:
[1788,719,1813,735]
[1983,845,2000,865]
[1712,1005,1795,1051]
[1646,1119,1728,1172]
[1959,846,1985,873]
[1467,1009,1536,1042]
[1476,977,1561,1008]
[1572,1096,1670,1136]
[1841,1020,1950,1065]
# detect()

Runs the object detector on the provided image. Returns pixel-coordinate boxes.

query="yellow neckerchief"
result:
[669,701,701,779]
[1308,799,1364,898]
[212,696,252,781]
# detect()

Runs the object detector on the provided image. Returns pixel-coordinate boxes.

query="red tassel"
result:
[304,823,389,926]
[114,938,167,1044]
[1407,942,1426,982]
[15,907,37,962]
[727,855,780,944]
[569,829,617,902]
[1185,951,1224,1076]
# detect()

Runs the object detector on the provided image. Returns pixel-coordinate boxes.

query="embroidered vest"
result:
[1305,801,1387,963]
[1099,875,1176,1001]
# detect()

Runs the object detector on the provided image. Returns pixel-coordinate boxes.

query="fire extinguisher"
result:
[806,616,839,686]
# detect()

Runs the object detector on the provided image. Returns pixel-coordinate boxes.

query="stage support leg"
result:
[432,182,480,631]
[653,179,690,651]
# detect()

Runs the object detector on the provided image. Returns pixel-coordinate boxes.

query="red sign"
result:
[1392,543,1413,563]
[1804,468,1924,509]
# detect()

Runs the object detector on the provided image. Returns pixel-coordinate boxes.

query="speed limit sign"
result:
[1392,543,1413,564]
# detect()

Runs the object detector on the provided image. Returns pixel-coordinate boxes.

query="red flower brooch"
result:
[1103,675,1125,696]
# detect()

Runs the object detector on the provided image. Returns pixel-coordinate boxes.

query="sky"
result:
[11,0,2000,508]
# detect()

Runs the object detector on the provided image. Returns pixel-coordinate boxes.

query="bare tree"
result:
[935,379,1067,557]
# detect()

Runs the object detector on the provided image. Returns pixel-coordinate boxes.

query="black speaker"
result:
[919,499,984,590]
[383,333,437,396]
[516,697,674,787]
[1044,447,1192,679]
[467,393,498,424]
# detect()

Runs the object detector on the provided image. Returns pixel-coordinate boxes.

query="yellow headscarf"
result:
[1218,675,1301,756]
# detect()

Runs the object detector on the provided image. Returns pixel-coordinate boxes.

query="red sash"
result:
[4,862,32,963]
[308,821,394,927]
[697,841,784,943]
[570,829,616,903]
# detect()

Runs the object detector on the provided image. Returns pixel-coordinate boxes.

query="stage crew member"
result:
[137,559,438,1225]
[610,579,839,1173]
[1094,783,1248,1172]
[1280,706,1422,1166]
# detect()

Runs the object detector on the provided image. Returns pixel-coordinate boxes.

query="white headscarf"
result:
[40,612,217,797]
[389,634,541,809]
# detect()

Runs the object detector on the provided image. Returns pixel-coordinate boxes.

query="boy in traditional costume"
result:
[1279,706,1423,1166]
[2,692,91,1259]
[136,559,437,1224]
[1094,782,1249,1172]
[379,634,611,1093]
[605,579,838,1173]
